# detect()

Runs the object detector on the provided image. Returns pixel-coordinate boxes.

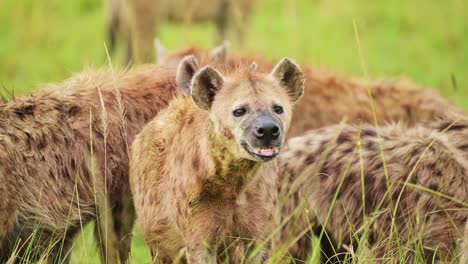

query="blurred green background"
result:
[0,0,466,107]
[0,0,466,262]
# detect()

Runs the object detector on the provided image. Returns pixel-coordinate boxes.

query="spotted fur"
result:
[130,60,302,263]
[277,121,468,262]
[0,65,179,263]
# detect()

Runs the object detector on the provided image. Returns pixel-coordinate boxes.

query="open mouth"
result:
[241,142,280,161]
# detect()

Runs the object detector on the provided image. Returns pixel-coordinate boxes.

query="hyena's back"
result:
[278,124,468,262]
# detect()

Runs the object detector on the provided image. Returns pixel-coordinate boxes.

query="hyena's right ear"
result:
[176,55,200,95]
[191,66,225,110]
[208,40,230,64]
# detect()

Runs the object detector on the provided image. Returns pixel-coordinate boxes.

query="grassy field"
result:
[0,0,467,263]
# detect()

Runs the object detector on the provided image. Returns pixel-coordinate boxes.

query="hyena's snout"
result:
[242,113,283,161]
[253,116,281,142]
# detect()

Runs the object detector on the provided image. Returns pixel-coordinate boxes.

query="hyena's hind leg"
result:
[112,193,135,263]
[93,184,120,263]
[0,199,17,262]
[94,195,120,264]
[47,230,78,264]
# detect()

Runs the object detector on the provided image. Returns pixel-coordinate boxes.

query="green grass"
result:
[0,0,466,263]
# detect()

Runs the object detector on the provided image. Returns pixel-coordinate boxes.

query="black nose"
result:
[254,121,280,140]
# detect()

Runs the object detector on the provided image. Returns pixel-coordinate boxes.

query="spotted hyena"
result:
[0,47,227,263]
[130,56,304,263]
[107,0,256,63]
[156,41,466,138]
[276,116,468,262]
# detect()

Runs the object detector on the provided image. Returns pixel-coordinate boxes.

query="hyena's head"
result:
[155,39,228,68]
[177,56,304,162]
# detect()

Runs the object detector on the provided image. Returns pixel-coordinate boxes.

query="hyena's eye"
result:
[233,107,247,117]
[273,105,284,114]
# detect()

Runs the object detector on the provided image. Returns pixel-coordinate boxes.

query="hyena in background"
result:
[0,65,178,263]
[287,68,467,138]
[276,116,468,262]
[156,42,467,138]
[0,47,226,263]
[130,56,303,263]
[106,0,257,63]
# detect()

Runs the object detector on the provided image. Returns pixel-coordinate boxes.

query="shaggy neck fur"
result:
[169,99,265,206]
[200,118,261,199]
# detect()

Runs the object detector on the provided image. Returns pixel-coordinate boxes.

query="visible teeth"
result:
[253,147,279,156]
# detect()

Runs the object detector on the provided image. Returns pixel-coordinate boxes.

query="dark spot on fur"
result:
[336,132,351,144]
[13,104,35,117]
[176,153,184,164]
[295,150,304,157]
[391,189,401,201]
[410,173,418,184]
[410,148,420,157]
[342,146,354,155]
[305,153,315,164]
[192,155,200,171]
[361,128,377,138]
[317,141,328,154]
[330,184,341,199]
[70,159,77,171]
[458,144,468,151]
[143,112,152,122]
[223,128,233,140]
[364,173,376,189]
[342,172,355,188]
[319,172,328,182]
[320,161,329,175]
[365,194,375,212]
[143,93,153,100]
[427,163,437,171]
[24,131,33,147]
[440,123,467,132]
[403,105,412,119]
[365,140,375,150]
[429,184,439,191]
[198,179,221,204]
[67,105,80,117]
[186,115,194,125]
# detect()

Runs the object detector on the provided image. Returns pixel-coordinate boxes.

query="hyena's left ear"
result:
[191,66,225,110]
[208,40,230,64]
[176,55,200,95]
[271,57,304,102]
